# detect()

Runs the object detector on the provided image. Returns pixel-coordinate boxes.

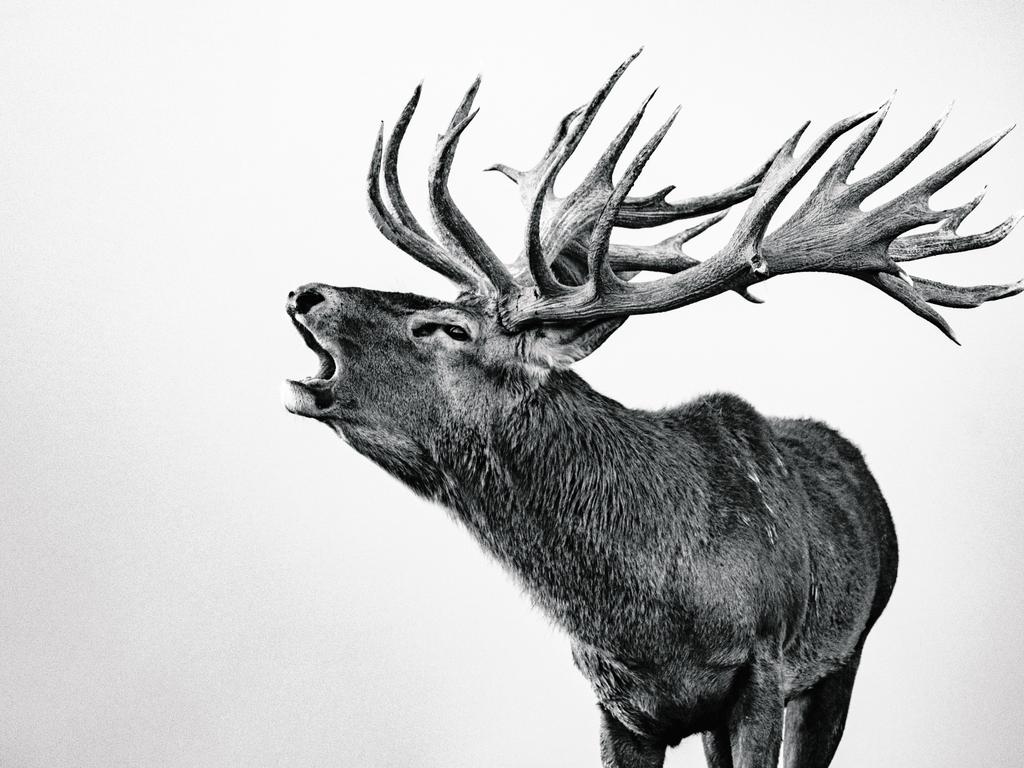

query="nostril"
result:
[294,289,325,314]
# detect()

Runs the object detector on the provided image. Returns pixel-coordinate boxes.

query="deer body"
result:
[338,339,896,755]
[284,53,1019,767]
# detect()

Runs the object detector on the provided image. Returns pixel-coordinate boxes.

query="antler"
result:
[500,96,1022,341]
[486,50,775,296]
[367,89,479,289]
[367,81,517,294]
[368,52,771,302]
[367,53,1021,342]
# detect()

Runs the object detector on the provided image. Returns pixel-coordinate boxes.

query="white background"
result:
[2,1,1023,766]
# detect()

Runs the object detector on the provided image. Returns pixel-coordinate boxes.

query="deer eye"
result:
[444,325,470,341]
[411,322,439,338]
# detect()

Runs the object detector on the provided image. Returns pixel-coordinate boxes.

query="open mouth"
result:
[282,318,340,416]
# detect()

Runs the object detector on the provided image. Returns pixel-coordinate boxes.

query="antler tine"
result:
[583,89,660,188]
[524,89,660,296]
[428,79,516,294]
[614,146,778,227]
[890,124,1014,214]
[367,123,482,287]
[485,104,585,198]
[814,96,893,193]
[383,85,432,239]
[888,208,1024,264]
[941,187,988,231]
[868,272,959,342]
[549,50,644,178]
[524,150,568,296]
[848,104,950,199]
[588,108,681,293]
[488,49,643,195]
[869,256,1024,343]
[912,275,1024,308]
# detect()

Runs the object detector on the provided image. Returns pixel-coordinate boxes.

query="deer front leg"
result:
[599,707,666,768]
[702,726,734,768]
[727,654,785,768]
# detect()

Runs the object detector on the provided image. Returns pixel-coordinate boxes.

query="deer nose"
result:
[288,285,327,315]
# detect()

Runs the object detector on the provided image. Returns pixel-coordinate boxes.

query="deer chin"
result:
[283,319,343,418]
[281,377,338,417]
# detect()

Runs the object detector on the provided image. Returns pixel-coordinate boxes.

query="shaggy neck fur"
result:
[346,368,789,657]
[441,371,682,643]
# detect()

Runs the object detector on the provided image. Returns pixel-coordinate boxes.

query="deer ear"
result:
[527,318,627,367]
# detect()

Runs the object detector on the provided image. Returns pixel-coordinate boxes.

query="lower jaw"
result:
[281,379,335,417]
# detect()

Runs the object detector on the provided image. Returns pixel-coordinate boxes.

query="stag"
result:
[282,52,1020,768]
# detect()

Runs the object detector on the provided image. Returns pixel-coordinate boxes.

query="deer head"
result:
[283,51,1021,457]
[282,283,537,478]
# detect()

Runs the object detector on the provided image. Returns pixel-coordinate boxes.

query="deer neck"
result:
[426,368,700,646]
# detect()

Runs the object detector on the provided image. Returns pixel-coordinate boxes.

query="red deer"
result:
[282,52,1021,767]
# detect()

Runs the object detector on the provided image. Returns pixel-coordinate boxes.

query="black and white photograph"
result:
[2,1,1022,766]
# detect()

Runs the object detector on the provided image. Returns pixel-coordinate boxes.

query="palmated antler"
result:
[367,52,1022,343]
[499,95,1022,341]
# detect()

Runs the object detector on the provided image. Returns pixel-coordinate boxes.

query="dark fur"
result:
[286,286,898,768]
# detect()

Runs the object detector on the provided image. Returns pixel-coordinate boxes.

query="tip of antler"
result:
[781,120,813,158]
[969,123,1017,161]
[942,187,989,232]
[453,77,482,121]
[936,102,954,131]
[878,91,896,114]
[1004,209,1024,236]
[968,184,989,209]
[657,210,729,250]
[452,107,481,136]
[647,184,676,203]
[852,106,882,125]
[484,163,523,183]
[705,209,730,226]
[608,49,643,75]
